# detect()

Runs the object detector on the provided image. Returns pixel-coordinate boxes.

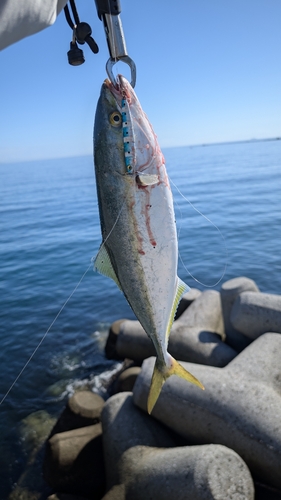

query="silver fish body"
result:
[94,76,203,412]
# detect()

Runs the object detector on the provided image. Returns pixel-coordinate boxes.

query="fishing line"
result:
[169,177,228,288]
[0,262,92,406]
[173,188,184,241]
[93,194,127,260]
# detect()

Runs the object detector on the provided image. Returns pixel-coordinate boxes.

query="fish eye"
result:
[109,111,122,127]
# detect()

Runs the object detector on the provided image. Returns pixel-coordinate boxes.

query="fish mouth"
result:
[104,76,132,105]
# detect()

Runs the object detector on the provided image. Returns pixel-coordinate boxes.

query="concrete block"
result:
[168,324,236,368]
[102,392,254,500]
[101,484,126,500]
[120,444,254,500]
[115,291,236,367]
[220,277,259,351]
[133,333,281,490]
[114,367,141,393]
[105,319,127,359]
[43,423,105,498]
[116,320,155,362]
[177,289,225,335]
[101,392,177,489]
[50,391,105,437]
[231,291,281,339]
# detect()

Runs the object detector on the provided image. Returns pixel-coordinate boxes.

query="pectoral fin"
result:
[94,244,122,290]
[147,357,204,414]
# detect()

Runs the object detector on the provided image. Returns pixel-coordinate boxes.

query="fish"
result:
[93,75,204,413]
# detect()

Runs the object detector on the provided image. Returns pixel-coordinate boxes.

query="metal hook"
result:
[106,56,136,88]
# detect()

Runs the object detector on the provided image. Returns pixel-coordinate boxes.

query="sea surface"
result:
[0,140,280,498]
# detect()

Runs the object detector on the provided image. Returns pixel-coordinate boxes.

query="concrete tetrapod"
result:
[115,290,236,367]
[220,276,259,351]
[231,291,281,339]
[50,390,105,436]
[133,333,281,491]
[101,392,254,500]
[44,423,105,498]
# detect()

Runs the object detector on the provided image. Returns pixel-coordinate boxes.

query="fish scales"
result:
[94,76,204,413]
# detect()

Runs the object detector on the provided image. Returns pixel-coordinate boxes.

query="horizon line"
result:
[1,136,280,165]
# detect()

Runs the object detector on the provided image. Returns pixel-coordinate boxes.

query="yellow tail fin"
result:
[147,357,204,414]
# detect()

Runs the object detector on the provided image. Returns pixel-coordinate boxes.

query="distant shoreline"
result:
[171,136,281,150]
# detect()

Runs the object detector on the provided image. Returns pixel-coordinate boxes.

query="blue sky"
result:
[1,0,281,162]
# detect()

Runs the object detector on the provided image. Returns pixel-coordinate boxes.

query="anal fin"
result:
[165,278,190,342]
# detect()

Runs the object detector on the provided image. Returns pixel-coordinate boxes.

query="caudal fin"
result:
[147,357,204,414]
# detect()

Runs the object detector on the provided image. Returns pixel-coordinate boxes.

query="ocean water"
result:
[0,139,281,497]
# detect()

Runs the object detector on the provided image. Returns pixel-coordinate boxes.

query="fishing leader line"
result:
[0,262,92,406]
[169,177,228,288]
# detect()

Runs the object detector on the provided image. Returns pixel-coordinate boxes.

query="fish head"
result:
[94,80,126,177]
[95,76,165,183]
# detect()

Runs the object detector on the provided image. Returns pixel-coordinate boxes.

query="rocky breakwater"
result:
[43,390,106,499]
[43,276,281,499]
[134,333,281,490]
[101,392,254,500]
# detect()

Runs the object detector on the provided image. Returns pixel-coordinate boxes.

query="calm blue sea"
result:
[0,140,281,497]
